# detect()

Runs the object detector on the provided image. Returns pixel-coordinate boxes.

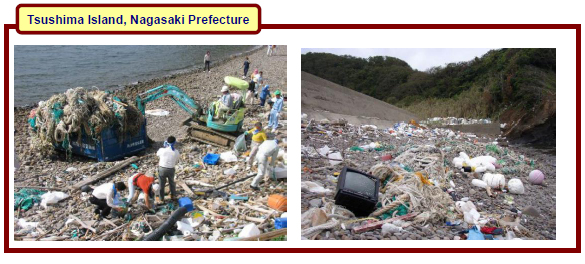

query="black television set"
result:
[334,167,380,217]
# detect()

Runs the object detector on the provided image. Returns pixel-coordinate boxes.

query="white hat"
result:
[152,184,160,193]
[221,86,229,92]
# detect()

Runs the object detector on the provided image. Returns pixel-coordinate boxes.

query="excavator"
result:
[136,84,246,147]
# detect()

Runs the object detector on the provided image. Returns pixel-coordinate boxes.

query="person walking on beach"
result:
[250,139,279,190]
[259,84,270,107]
[245,122,267,171]
[267,45,276,56]
[246,79,256,105]
[254,71,264,91]
[242,57,251,78]
[157,136,180,203]
[204,51,211,72]
[90,182,127,219]
[268,90,284,133]
[127,170,159,211]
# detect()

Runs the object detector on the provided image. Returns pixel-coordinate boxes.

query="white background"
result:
[1,0,583,262]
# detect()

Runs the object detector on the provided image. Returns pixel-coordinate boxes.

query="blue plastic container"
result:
[203,153,221,165]
[56,121,148,162]
[178,197,194,212]
[274,218,287,229]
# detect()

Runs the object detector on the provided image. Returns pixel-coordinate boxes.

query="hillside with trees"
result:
[301,49,556,144]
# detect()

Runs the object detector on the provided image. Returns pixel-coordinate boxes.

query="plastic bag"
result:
[220,151,238,163]
[467,226,485,240]
[233,134,247,154]
[40,191,69,209]
[239,223,261,238]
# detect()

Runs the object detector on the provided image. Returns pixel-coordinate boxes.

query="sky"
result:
[300,48,495,71]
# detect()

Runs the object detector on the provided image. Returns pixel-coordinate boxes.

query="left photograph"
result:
[13,45,288,241]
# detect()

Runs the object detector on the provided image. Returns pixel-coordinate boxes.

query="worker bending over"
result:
[157,136,180,203]
[245,121,267,171]
[127,170,160,211]
[250,139,279,190]
[268,90,284,133]
[90,182,126,219]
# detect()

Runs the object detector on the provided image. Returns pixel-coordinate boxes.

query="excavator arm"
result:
[136,84,204,120]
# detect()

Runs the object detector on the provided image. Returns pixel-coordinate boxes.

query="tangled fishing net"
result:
[28,87,144,157]
[367,145,454,224]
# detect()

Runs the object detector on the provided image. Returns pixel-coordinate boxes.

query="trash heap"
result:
[27,87,144,157]
[301,115,556,240]
[14,110,288,242]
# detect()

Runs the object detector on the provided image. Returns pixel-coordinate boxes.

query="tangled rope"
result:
[28,87,144,157]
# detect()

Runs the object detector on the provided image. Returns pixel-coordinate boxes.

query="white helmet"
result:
[152,184,160,193]
[221,86,229,92]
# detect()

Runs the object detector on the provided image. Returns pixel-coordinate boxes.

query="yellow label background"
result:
[19,7,259,31]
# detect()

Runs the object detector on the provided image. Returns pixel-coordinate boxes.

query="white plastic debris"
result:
[301,181,331,193]
[220,151,238,163]
[224,165,239,175]
[328,152,343,166]
[65,167,78,172]
[471,179,488,189]
[145,109,170,116]
[40,191,69,209]
[18,219,39,229]
[317,145,330,156]
[482,173,506,189]
[210,229,221,241]
[176,219,194,236]
[381,223,402,236]
[239,223,261,238]
[508,178,525,194]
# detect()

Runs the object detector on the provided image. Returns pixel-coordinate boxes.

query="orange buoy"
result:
[267,194,287,212]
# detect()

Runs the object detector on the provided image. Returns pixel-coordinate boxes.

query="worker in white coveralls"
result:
[250,139,279,190]
[267,90,283,133]
[156,136,180,204]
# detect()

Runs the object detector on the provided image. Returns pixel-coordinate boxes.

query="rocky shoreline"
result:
[13,46,288,241]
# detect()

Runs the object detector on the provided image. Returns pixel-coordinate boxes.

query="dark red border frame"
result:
[16,3,262,34]
[3,4,581,254]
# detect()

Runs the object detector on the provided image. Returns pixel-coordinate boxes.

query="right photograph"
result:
[300,48,556,241]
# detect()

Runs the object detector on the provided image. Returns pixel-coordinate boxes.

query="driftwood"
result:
[14,185,67,191]
[69,215,97,233]
[237,228,287,241]
[178,181,195,196]
[71,156,139,190]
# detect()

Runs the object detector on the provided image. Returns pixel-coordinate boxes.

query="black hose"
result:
[142,206,189,241]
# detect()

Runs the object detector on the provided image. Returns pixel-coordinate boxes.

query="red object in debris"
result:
[380,155,393,161]
[480,227,498,234]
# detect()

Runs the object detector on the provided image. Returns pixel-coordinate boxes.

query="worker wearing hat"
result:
[216,85,233,119]
[245,121,268,171]
[259,85,270,107]
[127,170,160,211]
[268,90,284,133]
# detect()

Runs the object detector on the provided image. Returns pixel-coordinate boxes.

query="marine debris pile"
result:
[301,115,556,240]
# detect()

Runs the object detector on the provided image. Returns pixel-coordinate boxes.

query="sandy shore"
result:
[13,46,288,241]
